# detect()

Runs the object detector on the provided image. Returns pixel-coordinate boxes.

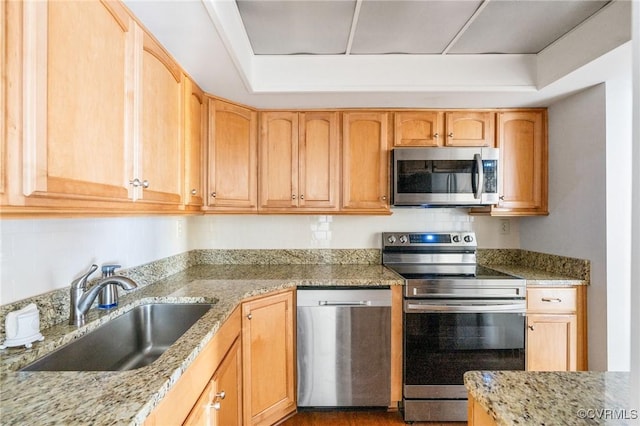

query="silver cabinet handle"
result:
[209,402,221,411]
[247,313,252,320]
[191,189,197,195]
[215,391,226,400]
[541,297,562,303]
[300,194,304,200]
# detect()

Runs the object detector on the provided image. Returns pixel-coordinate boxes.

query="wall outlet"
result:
[499,219,510,235]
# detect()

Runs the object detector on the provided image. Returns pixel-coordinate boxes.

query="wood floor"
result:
[279,409,467,425]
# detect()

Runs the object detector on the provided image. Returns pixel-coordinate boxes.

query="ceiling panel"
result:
[351,0,483,54]
[448,0,610,54]
[236,0,356,54]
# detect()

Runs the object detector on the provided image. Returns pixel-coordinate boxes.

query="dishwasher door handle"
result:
[318,300,372,306]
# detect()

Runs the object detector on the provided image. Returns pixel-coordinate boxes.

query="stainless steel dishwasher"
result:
[296,287,391,407]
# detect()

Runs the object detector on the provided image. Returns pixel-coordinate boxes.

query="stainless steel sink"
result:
[21,303,214,372]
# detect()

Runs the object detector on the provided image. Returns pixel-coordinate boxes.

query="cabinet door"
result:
[342,112,390,212]
[18,0,134,207]
[394,111,444,146]
[496,111,547,214]
[259,112,299,210]
[526,314,577,371]
[242,291,296,426]
[298,111,340,211]
[136,32,183,206]
[445,112,495,147]
[184,338,242,426]
[184,77,205,208]
[208,99,257,211]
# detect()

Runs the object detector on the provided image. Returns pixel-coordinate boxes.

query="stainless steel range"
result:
[382,232,526,422]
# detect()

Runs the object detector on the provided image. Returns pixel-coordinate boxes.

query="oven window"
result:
[397,160,474,194]
[396,159,498,195]
[404,312,525,386]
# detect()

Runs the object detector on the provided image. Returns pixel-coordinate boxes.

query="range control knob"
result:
[464,235,474,243]
[387,235,397,244]
[452,235,461,243]
[399,235,408,244]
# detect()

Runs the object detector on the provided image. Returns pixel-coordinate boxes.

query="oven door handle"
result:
[319,300,372,306]
[472,153,484,199]
[405,301,525,313]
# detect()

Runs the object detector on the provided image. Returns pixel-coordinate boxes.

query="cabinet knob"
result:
[499,195,505,200]
[129,178,149,188]
[215,391,226,400]
[191,189,197,195]
[300,194,304,200]
[247,313,252,320]
[211,192,217,198]
[528,325,535,331]
[381,195,387,201]
[209,401,221,411]
[448,132,454,138]
[292,194,296,200]
[433,133,439,138]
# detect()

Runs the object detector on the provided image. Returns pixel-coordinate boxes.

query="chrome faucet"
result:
[69,264,138,326]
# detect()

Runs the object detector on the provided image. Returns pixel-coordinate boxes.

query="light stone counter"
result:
[0,264,402,426]
[464,370,634,425]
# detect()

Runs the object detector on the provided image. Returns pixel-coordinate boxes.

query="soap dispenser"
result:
[98,264,120,309]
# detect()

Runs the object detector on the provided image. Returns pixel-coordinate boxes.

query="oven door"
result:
[403,300,525,399]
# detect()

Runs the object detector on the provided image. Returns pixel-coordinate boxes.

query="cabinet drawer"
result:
[527,287,577,313]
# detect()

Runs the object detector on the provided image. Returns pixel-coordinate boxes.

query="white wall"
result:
[1,209,519,305]
[187,209,520,250]
[0,216,190,305]
[520,80,633,371]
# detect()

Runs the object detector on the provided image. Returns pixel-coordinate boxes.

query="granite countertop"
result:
[0,264,402,426]
[485,264,587,286]
[464,370,633,425]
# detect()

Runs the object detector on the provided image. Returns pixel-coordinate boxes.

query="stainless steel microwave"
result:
[391,147,500,207]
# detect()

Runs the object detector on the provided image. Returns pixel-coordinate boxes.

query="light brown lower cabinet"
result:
[242,290,296,426]
[467,393,497,426]
[184,336,242,425]
[145,306,243,426]
[145,289,296,426]
[526,286,587,371]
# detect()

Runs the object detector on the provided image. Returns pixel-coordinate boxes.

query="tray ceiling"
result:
[236,0,609,55]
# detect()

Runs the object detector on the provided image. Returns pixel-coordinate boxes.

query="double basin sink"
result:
[21,303,214,372]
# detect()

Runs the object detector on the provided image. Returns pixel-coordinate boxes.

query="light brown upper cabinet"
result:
[444,111,495,147]
[342,112,390,213]
[393,111,494,147]
[5,0,135,211]
[495,110,548,215]
[136,32,184,208]
[207,99,258,212]
[394,111,444,147]
[2,1,186,214]
[183,77,206,209]
[259,111,340,213]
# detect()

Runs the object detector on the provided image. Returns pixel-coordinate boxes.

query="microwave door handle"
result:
[473,153,484,199]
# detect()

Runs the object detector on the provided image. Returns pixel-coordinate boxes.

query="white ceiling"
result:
[123,0,631,109]
[236,0,608,55]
